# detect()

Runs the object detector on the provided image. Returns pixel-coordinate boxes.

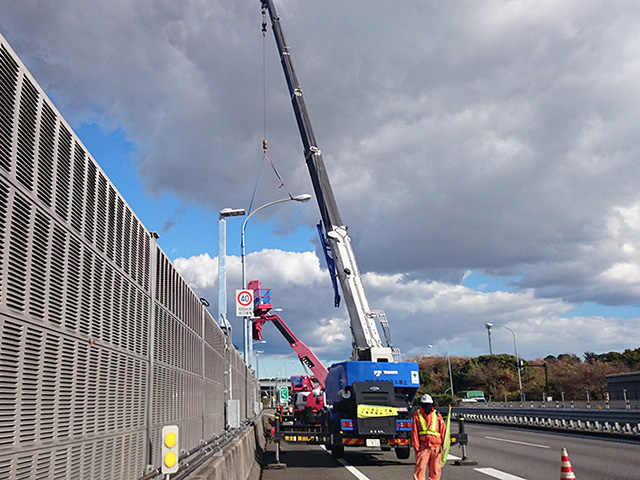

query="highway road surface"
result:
[261,423,640,480]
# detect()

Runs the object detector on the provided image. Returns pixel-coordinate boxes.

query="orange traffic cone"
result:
[561,448,576,479]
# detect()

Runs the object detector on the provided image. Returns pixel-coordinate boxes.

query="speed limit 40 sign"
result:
[236,290,254,317]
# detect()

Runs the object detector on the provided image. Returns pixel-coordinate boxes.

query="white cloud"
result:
[174,253,217,289]
[175,249,640,364]
[243,250,325,287]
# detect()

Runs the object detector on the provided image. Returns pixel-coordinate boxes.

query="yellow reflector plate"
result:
[164,451,177,468]
[164,432,177,448]
[357,404,398,418]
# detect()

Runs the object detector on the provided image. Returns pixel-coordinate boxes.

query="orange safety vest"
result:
[416,409,441,437]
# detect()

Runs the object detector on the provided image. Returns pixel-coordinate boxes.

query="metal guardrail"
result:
[462,399,638,410]
[452,407,640,437]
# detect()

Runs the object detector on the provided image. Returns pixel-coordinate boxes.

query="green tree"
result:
[412,347,637,403]
[458,354,520,401]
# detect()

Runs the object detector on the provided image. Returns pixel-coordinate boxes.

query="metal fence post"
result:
[145,232,159,473]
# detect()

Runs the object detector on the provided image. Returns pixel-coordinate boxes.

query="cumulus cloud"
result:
[174,249,640,364]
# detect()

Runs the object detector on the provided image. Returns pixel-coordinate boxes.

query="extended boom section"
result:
[261,0,395,362]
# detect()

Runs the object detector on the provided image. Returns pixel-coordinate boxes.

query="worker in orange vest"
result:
[412,394,446,480]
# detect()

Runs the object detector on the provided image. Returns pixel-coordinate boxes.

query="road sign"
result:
[236,289,254,317]
[279,386,288,404]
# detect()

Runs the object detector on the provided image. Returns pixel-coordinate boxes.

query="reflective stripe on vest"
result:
[417,410,441,436]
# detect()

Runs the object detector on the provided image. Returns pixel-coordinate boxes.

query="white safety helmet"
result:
[420,394,433,404]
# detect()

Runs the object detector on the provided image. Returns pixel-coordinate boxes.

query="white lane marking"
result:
[484,436,550,449]
[320,446,371,480]
[474,467,529,480]
[336,457,372,480]
[320,446,461,478]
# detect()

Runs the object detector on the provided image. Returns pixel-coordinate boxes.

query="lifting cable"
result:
[248,7,294,213]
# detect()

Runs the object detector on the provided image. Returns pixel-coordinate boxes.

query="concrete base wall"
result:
[190,418,266,480]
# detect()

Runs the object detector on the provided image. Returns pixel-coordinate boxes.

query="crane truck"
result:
[260,0,421,460]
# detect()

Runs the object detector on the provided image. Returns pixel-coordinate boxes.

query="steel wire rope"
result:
[248,7,293,214]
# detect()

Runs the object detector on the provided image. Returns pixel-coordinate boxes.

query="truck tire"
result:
[395,446,410,460]
[331,445,344,459]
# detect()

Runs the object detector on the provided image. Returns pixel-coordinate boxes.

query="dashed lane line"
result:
[320,446,371,480]
[335,456,372,480]
[320,448,465,480]
[485,436,550,449]
[474,467,529,480]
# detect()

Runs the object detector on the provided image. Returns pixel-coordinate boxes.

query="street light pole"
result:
[218,208,246,341]
[218,208,245,413]
[486,323,523,402]
[255,350,264,380]
[253,340,266,376]
[427,344,454,398]
[486,323,493,355]
[241,194,311,369]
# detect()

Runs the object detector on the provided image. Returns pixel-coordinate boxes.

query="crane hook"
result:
[262,8,267,36]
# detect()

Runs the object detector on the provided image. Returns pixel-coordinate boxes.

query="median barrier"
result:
[452,407,640,438]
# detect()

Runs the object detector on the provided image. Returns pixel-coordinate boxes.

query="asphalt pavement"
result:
[259,424,640,480]
[261,441,348,480]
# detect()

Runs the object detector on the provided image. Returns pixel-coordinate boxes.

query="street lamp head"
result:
[220,207,246,218]
[485,323,493,329]
[427,344,434,349]
[293,193,312,203]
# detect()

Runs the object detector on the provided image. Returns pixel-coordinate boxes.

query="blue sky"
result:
[3,0,640,379]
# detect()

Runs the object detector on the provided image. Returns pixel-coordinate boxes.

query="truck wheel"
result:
[331,445,344,459]
[395,446,410,460]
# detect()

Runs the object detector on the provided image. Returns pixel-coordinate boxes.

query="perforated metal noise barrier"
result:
[0,34,259,479]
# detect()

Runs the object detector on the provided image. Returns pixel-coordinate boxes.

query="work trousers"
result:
[413,446,441,480]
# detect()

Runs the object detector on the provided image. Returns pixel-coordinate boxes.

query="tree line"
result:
[414,347,640,405]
